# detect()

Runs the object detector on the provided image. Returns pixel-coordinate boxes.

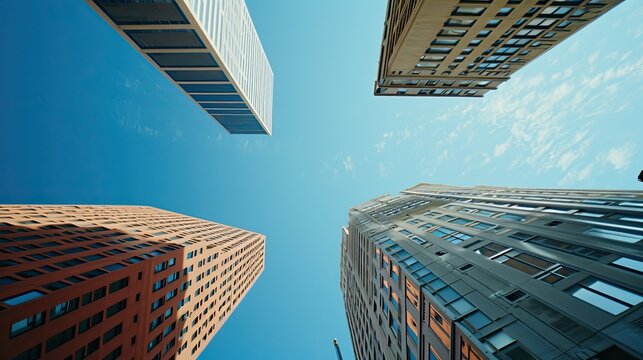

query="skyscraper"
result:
[374,0,622,97]
[341,184,642,360]
[85,0,274,135]
[0,205,265,360]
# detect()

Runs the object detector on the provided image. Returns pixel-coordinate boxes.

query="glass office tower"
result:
[341,184,642,360]
[0,205,265,360]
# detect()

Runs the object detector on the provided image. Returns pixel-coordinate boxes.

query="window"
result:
[406,311,419,344]
[3,290,46,306]
[148,334,162,352]
[106,299,127,318]
[450,297,475,316]
[541,6,572,16]
[16,269,43,278]
[405,279,419,309]
[109,277,129,294]
[163,322,176,337]
[0,276,17,285]
[486,19,501,27]
[81,269,107,278]
[10,312,45,338]
[11,344,41,360]
[46,325,76,353]
[475,242,509,257]
[153,278,167,292]
[54,258,84,268]
[103,323,123,344]
[498,213,525,221]
[486,331,515,351]
[79,311,104,334]
[497,7,513,16]
[516,29,543,38]
[75,337,99,360]
[391,292,400,311]
[539,266,576,284]
[103,346,122,360]
[430,305,451,349]
[445,18,476,27]
[166,289,178,301]
[82,287,106,305]
[584,227,641,244]
[432,39,459,46]
[151,297,165,312]
[429,345,441,360]
[438,29,467,37]
[167,271,180,283]
[426,47,452,54]
[462,338,483,360]
[452,7,486,16]
[150,315,164,331]
[50,297,80,320]
[462,310,491,332]
[611,257,643,274]
[126,29,204,50]
[469,39,482,46]
[568,278,643,315]
[389,314,399,337]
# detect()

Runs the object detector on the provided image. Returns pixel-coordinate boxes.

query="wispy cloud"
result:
[343,156,354,173]
[116,100,160,137]
[440,50,643,183]
[378,162,388,178]
[375,132,393,153]
[603,143,636,170]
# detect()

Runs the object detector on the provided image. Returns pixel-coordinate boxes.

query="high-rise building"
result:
[341,184,642,360]
[85,0,274,135]
[374,0,622,97]
[0,205,265,360]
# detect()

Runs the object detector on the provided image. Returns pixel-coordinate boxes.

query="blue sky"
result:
[0,0,641,358]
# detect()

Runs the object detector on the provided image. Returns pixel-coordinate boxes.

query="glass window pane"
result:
[166,70,229,82]
[450,298,474,315]
[94,0,188,25]
[126,30,204,49]
[584,228,641,243]
[3,290,46,306]
[149,53,218,67]
[487,331,515,350]
[612,257,643,273]
[587,280,643,307]
[570,287,628,315]
[181,84,236,93]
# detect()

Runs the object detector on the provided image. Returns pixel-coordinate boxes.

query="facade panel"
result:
[0,205,265,360]
[341,184,642,359]
[86,0,273,135]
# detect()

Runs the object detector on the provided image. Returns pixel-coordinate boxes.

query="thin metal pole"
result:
[333,338,344,360]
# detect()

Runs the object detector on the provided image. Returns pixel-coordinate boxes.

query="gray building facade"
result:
[341,184,642,360]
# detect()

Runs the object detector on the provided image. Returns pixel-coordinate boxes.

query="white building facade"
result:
[86,0,274,135]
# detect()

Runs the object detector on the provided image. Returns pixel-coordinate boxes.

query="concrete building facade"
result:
[0,205,264,360]
[375,0,622,97]
[86,0,274,134]
[341,184,642,360]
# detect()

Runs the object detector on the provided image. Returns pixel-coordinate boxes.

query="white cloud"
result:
[378,163,388,178]
[604,143,636,170]
[493,140,510,157]
[375,132,393,153]
[560,163,594,185]
[343,156,354,173]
